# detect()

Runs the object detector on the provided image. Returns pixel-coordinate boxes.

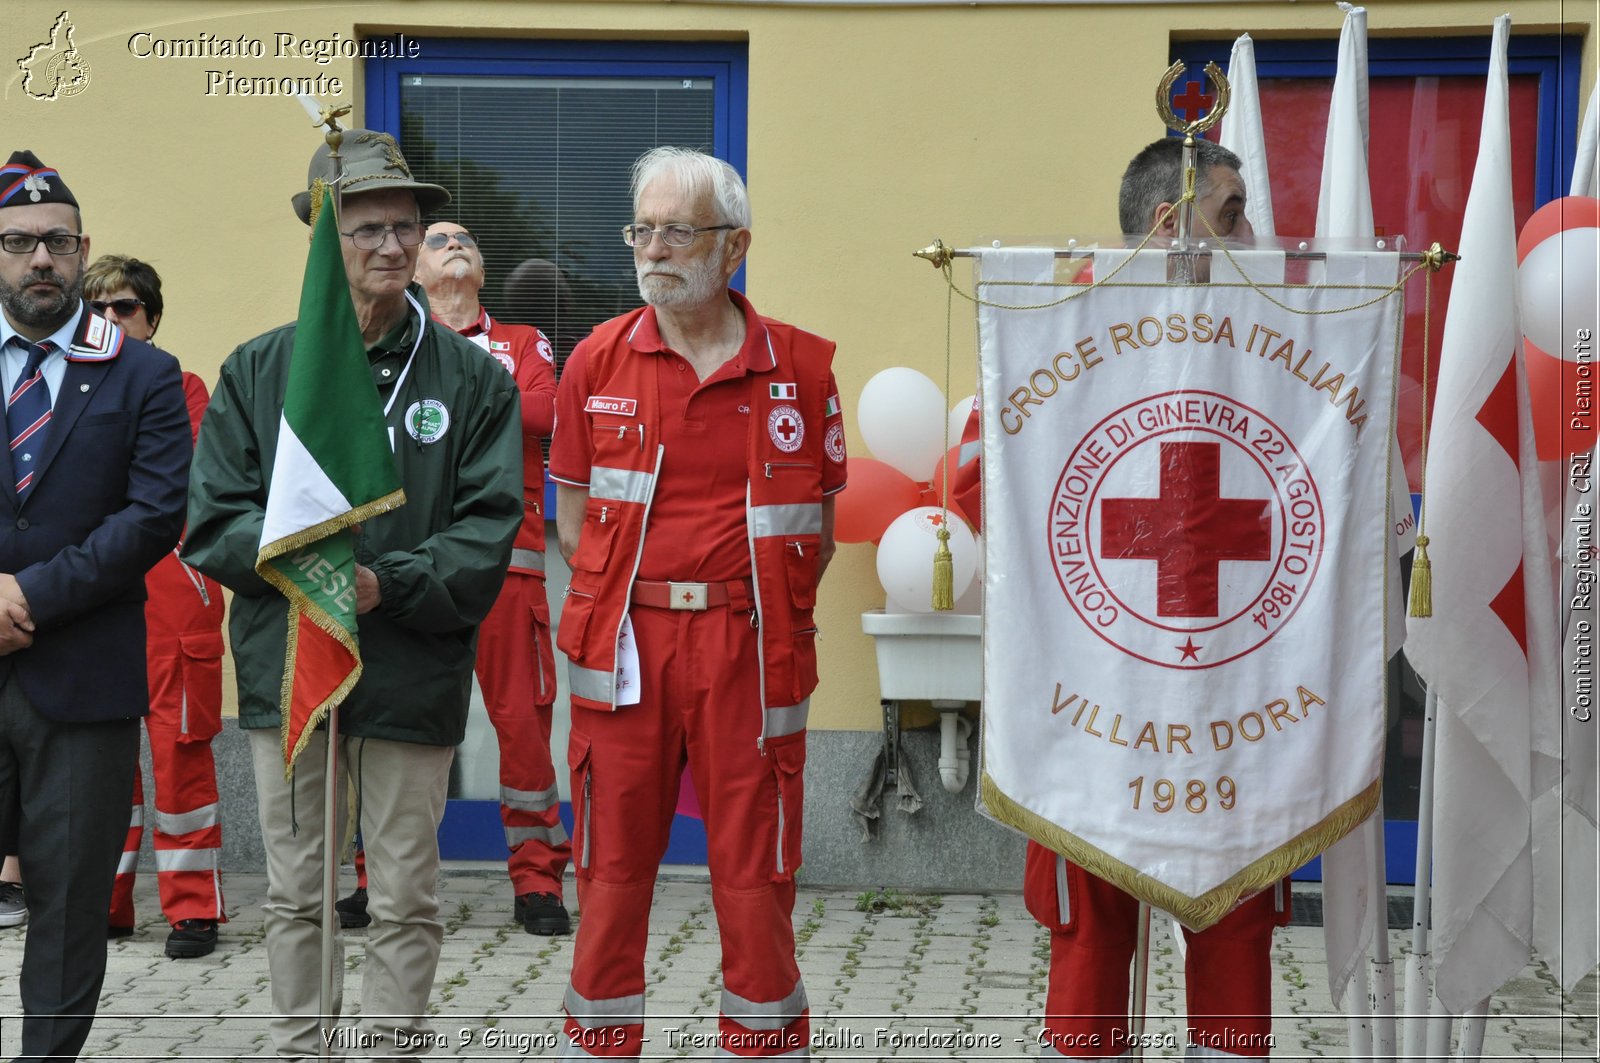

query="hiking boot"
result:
[335,887,371,929]
[165,919,218,959]
[514,891,570,936]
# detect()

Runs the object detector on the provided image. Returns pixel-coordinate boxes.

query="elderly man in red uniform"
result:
[550,146,846,1059]
[955,137,1286,1061]
[413,219,570,934]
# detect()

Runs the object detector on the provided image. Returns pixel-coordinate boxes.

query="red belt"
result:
[631,578,753,611]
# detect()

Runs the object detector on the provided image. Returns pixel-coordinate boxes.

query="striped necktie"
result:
[7,340,53,495]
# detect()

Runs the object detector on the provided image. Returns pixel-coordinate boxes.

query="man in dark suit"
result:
[0,150,190,1061]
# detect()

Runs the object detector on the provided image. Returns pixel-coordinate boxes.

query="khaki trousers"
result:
[250,729,453,1059]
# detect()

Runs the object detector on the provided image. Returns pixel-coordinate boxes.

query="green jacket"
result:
[183,288,521,746]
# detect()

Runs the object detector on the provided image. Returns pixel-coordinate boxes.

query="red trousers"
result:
[1026,842,1288,1059]
[112,553,227,928]
[475,572,569,897]
[562,603,808,1059]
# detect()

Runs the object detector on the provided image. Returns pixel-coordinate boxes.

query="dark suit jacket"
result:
[0,309,190,722]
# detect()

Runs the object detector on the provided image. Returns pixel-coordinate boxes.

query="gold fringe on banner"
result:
[980,772,1380,930]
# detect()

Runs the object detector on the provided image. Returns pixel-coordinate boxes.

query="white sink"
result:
[860,609,983,702]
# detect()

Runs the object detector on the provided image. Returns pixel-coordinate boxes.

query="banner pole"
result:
[319,706,340,1060]
[1425,991,1454,1058]
[1130,902,1151,1060]
[1402,688,1440,1062]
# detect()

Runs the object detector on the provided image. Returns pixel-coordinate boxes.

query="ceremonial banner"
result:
[257,187,405,776]
[977,246,1403,928]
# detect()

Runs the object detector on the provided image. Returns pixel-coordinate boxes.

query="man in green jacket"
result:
[183,131,522,1059]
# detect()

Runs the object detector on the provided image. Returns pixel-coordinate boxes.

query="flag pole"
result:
[1129,902,1152,1060]
[1426,992,1454,1058]
[303,102,352,1062]
[1347,958,1373,1059]
[320,709,340,1062]
[1455,999,1489,1060]
[1369,812,1396,1062]
[1402,688,1439,1062]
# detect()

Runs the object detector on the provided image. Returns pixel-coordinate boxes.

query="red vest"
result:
[458,311,557,576]
[556,307,838,745]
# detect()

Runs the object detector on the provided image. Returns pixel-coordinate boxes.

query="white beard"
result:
[636,248,724,309]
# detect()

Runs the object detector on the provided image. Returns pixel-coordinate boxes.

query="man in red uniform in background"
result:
[551,146,845,1059]
[84,255,226,959]
[406,220,571,934]
[955,137,1286,1061]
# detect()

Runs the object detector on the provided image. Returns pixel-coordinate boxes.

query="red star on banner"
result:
[1176,637,1201,662]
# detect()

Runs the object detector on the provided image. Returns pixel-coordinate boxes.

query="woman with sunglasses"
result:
[80,255,227,959]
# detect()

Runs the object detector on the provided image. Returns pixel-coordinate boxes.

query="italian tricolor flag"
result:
[256,187,405,776]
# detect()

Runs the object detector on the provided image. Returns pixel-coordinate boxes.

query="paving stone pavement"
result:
[0,868,1591,1060]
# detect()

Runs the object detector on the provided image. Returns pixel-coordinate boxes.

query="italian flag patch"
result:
[770,382,796,400]
[825,394,841,417]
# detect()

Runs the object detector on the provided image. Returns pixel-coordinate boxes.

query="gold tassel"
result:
[1408,534,1432,618]
[932,527,954,611]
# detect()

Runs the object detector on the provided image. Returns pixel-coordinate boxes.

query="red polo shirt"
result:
[551,291,844,582]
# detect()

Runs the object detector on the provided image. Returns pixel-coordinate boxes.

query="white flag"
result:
[1313,1,1404,1008]
[1531,75,1600,994]
[1220,34,1276,240]
[1403,14,1562,1012]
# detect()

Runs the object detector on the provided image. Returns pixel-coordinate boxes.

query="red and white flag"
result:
[1402,14,1562,1012]
[1531,76,1600,994]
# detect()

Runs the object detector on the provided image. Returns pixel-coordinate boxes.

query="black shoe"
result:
[514,891,570,936]
[165,919,217,959]
[335,887,371,929]
[107,923,134,940]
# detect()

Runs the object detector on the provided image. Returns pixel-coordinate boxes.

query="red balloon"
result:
[835,459,922,543]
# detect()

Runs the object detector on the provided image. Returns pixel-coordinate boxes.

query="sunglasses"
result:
[423,231,477,250]
[88,298,146,317]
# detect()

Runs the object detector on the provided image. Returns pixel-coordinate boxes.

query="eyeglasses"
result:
[1,233,83,256]
[423,231,477,250]
[340,222,425,250]
[621,223,735,249]
[88,298,145,317]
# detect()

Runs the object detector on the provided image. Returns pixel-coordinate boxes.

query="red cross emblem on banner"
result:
[1100,441,1272,618]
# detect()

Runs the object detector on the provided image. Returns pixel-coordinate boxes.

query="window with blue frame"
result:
[1168,32,1582,885]
[365,38,746,865]
[367,39,748,367]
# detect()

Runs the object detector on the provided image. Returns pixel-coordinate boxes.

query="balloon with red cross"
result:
[1517,195,1599,460]
[875,506,979,613]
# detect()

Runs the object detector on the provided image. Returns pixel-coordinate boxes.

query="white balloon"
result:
[948,394,977,452]
[1518,226,1599,358]
[858,367,949,481]
[876,507,978,613]
[953,532,984,614]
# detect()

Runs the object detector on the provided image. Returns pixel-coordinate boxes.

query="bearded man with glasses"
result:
[183,131,522,1058]
[0,150,190,1062]
[550,146,847,1060]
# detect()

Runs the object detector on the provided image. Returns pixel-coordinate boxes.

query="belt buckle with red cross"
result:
[669,581,709,610]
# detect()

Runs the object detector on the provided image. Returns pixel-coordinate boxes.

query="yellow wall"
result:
[2,1,1590,728]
